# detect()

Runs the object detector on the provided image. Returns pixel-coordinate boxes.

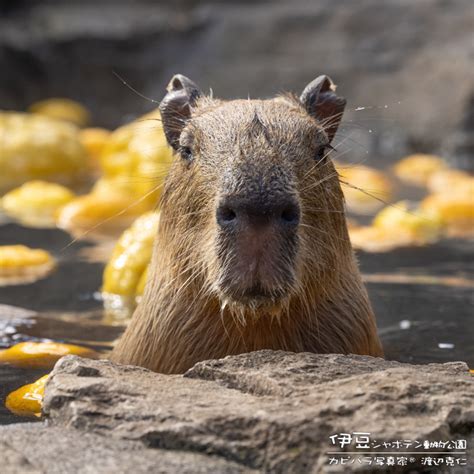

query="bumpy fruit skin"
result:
[5,374,48,417]
[29,98,90,127]
[428,169,473,196]
[421,194,474,238]
[349,226,411,253]
[394,154,446,187]
[1,180,75,227]
[350,201,443,252]
[136,264,149,296]
[0,112,87,192]
[56,191,150,235]
[336,164,393,213]
[0,342,99,369]
[0,245,55,281]
[99,109,174,208]
[374,201,442,243]
[102,212,159,297]
[79,127,111,165]
[57,110,172,234]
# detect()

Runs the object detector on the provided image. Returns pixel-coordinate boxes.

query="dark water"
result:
[362,241,474,365]
[0,224,124,425]
[0,223,472,425]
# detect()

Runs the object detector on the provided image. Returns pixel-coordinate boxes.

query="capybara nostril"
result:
[217,196,300,230]
[216,205,237,227]
[280,202,300,226]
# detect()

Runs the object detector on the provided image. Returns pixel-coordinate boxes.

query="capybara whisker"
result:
[110,74,383,373]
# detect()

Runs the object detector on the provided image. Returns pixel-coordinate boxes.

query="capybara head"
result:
[159,74,349,316]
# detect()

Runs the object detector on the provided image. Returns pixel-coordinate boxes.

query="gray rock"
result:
[1,434,42,474]
[32,351,473,472]
[0,423,250,474]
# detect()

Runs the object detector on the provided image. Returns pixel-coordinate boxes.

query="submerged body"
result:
[111,75,383,373]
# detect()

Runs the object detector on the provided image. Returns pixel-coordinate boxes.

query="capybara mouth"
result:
[221,283,288,306]
[216,266,296,310]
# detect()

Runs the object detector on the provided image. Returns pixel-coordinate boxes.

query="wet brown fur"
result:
[110,94,383,373]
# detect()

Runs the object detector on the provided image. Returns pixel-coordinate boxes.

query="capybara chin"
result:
[110,74,384,373]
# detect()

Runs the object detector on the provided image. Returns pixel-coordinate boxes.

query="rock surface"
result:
[0,423,250,474]
[1,0,473,166]
[2,351,472,473]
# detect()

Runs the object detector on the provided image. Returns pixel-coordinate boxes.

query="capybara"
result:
[110,74,383,373]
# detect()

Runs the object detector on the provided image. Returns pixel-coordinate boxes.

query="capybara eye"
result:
[315,144,333,162]
[180,146,193,162]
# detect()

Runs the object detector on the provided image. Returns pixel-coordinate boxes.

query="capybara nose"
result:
[216,195,300,231]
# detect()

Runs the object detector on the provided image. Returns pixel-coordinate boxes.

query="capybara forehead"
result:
[184,97,327,152]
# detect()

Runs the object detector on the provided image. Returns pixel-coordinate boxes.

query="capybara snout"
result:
[216,193,300,232]
[215,172,301,305]
[110,74,384,374]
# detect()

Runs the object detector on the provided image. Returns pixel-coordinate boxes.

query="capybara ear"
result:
[300,75,346,142]
[159,74,202,150]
